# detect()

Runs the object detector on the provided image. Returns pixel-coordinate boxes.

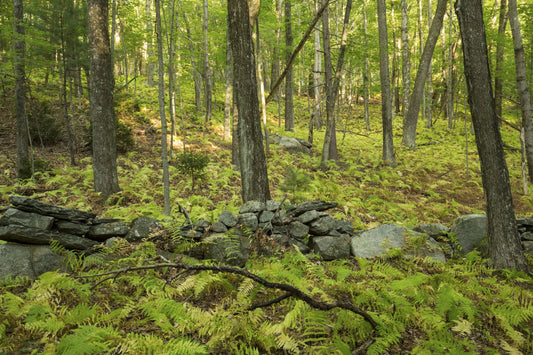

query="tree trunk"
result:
[155,0,170,216]
[363,0,370,131]
[183,13,202,112]
[224,22,233,141]
[402,0,447,148]
[445,3,454,129]
[14,0,30,179]
[494,0,507,122]
[164,0,177,158]
[312,0,323,131]
[228,0,271,202]
[145,0,155,86]
[455,0,529,272]
[88,0,120,199]
[377,0,395,165]
[284,0,295,132]
[202,0,212,123]
[508,0,533,182]
[401,0,410,117]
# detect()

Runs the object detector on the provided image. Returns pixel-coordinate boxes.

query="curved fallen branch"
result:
[77,261,378,329]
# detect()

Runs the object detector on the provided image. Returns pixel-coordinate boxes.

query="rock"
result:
[523,241,533,254]
[312,235,351,260]
[194,219,211,232]
[290,238,310,254]
[335,220,355,235]
[309,215,336,236]
[297,210,322,224]
[450,214,487,254]
[211,221,228,233]
[125,217,162,242]
[0,225,98,250]
[239,201,266,214]
[88,221,129,241]
[266,200,282,211]
[238,213,258,231]
[105,237,121,248]
[0,208,54,230]
[278,136,312,155]
[0,243,68,280]
[521,231,533,241]
[351,224,445,262]
[9,195,96,223]
[289,221,309,240]
[413,223,450,238]
[219,210,238,228]
[286,201,338,217]
[203,233,250,267]
[55,220,91,236]
[259,210,275,223]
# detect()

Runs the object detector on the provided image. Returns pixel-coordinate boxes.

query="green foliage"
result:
[174,150,209,190]
[17,157,50,180]
[279,167,311,203]
[28,99,62,146]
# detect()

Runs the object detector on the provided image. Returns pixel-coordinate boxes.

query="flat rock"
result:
[55,220,90,236]
[125,217,162,242]
[239,201,266,214]
[286,201,338,217]
[88,221,129,241]
[239,213,258,231]
[0,243,68,280]
[289,221,309,239]
[259,210,275,223]
[309,215,336,236]
[9,196,96,222]
[278,136,312,155]
[413,223,450,238]
[0,208,54,230]
[0,225,98,250]
[297,210,322,224]
[219,210,238,228]
[312,235,351,260]
[266,200,281,211]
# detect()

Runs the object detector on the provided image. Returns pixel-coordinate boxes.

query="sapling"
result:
[175,150,209,190]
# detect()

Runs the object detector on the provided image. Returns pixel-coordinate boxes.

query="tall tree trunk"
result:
[155,0,170,216]
[202,0,212,122]
[14,0,30,179]
[284,0,295,132]
[402,0,446,148]
[183,13,202,112]
[494,0,507,122]
[445,4,454,129]
[377,0,395,165]
[228,0,271,202]
[425,0,433,129]
[401,0,410,117]
[88,0,120,199]
[363,0,370,131]
[455,0,529,272]
[312,0,323,131]
[256,22,270,153]
[224,21,233,141]
[508,0,533,182]
[110,0,117,70]
[145,0,155,86]
[164,0,177,158]
[270,0,281,94]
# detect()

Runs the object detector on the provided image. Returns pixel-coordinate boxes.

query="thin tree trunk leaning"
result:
[377,0,395,165]
[14,0,30,179]
[202,0,212,123]
[87,0,120,200]
[455,0,529,272]
[508,0,533,182]
[155,0,170,216]
[266,0,329,105]
[284,0,295,132]
[183,13,202,112]
[320,0,353,168]
[402,0,447,148]
[228,0,271,203]
[494,0,507,122]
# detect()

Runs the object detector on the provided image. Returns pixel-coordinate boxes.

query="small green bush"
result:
[28,100,62,146]
[174,150,209,190]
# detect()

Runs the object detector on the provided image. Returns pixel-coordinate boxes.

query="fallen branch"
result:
[78,261,378,329]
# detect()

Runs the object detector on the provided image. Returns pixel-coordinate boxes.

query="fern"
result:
[56,325,120,354]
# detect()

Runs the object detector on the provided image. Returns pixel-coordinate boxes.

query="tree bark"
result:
[363,0,370,131]
[455,0,529,272]
[183,13,202,112]
[401,0,410,117]
[88,0,120,199]
[312,0,323,131]
[202,0,212,123]
[284,0,295,132]
[14,0,30,179]
[224,22,233,141]
[145,0,155,86]
[494,0,507,122]
[508,0,533,182]
[402,0,447,148]
[377,0,395,165]
[228,0,271,203]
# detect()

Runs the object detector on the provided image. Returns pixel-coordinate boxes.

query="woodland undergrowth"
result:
[1,79,533,353]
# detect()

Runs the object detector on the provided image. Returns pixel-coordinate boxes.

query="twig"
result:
[176,201,192,225]
[77,261,378,328]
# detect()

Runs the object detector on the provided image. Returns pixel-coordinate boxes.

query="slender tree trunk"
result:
[377,0,395,165]
[401,0,410,117]
[256,21,270,153]
[455,0,529,272]
[14,0,30,179]
[284,0,295,132]
[110,0,117,70]
[426,0,433,129]
[224,22,233,141]
[202,0,212,122]
[508,0,533,182]
[270,0,281,94]
[145,0,155,86]
[446,4,454,129]
[155,0,170,216]
[313,0,323,130]
[183,13,202,112]
[164,0,177,158]
[88,0,120,199]
[228,0,271,202]
[494,0,507,122]
[402,0,447,148]
[363,0,370,131]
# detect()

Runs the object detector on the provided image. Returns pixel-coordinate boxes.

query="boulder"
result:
[9,195,96,222]
[521,231,533,241]
[239,213,258,231]
[0,243,68,280]
[55,220,91,236]
[266,200,282,211]
[211,221,228,233]
[125,217,162,242]
[239,201,266,214]
[312,235,350,260]
[450,214,487,254]
[259,210,275,223]
[219,210,238,228]
[278,136,312,155]
[523,241,533,254]
[203,232,250,267]
[0,208,54,230]
[0,225,98,250]
[88,221,129,241]
[413,223,450,238]
[350,224,445,262]
[309,215,336,236]
[289,221,309,240]
[286,201,338,217]
[297,210,322,224]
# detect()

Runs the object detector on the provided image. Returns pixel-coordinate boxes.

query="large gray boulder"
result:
[309,215,336,236]
[278,136,312,155]
[450,214,487,254]
[125,217,162,242]
[312,235,350,260]
[0,225,98,250]
[88,221,129,241]
[219,210,238,228]
[0,208,54,230]
[203,232,250,267]
[351,224,445,262]
[0,243,68,280]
